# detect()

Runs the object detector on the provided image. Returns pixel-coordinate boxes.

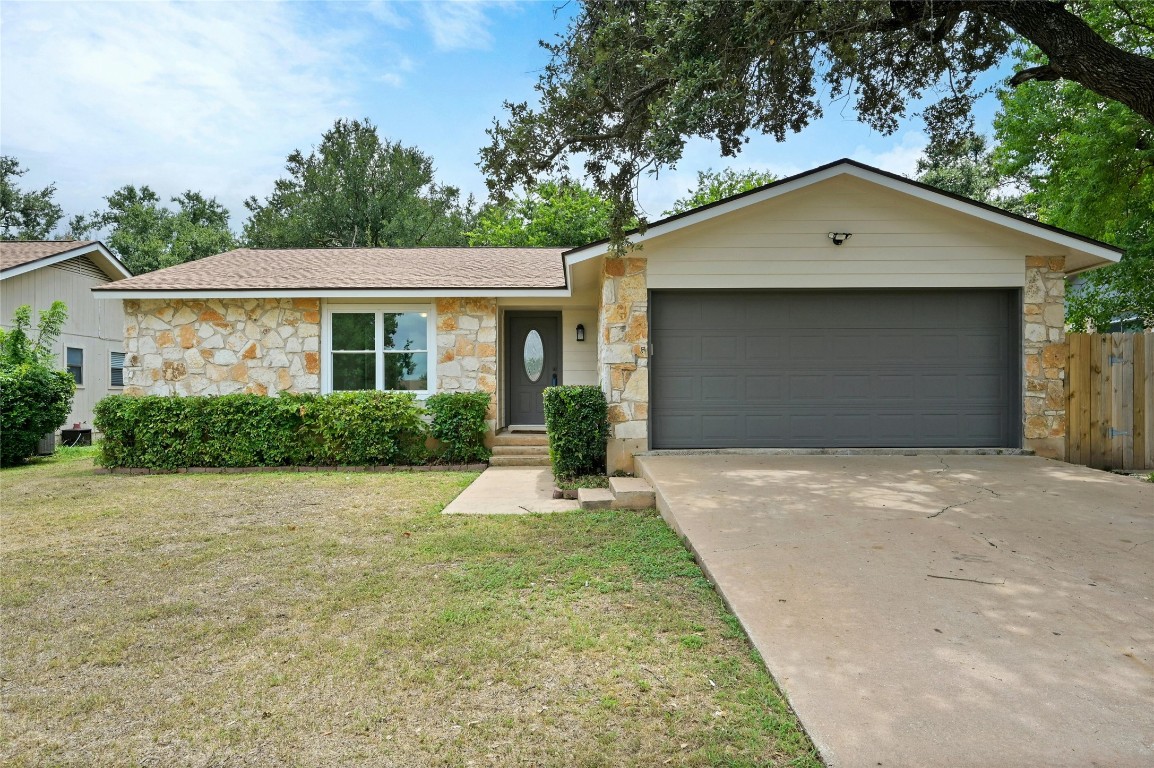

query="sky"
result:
[1,0,1012,234]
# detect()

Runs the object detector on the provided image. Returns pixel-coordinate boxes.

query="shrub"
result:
[94,391,428,469]
[425,392,492,463]
[543,385,609,479]
[0,364,75,467]
[0,302,75,467]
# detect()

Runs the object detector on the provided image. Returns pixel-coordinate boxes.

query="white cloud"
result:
[849,132,929,178]
[421,0,498,51]
[0,1,365,225]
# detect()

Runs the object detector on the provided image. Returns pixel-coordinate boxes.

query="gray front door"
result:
[651,290,1020,449]
[506,312,561,425]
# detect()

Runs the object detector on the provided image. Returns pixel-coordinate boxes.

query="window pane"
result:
[66,347,83,385]
[332,353,376,390]
[383,312,427,351]
[384,351,428,390]
[523,330,544,382]
[332,313,375,351]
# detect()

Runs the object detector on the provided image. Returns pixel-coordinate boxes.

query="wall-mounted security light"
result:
[576,323,586,342]
[828,232,853,246]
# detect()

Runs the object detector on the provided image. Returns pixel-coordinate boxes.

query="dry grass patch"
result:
[2,448,818,767]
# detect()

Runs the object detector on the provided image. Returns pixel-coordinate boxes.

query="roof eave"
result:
[92,286,573,300]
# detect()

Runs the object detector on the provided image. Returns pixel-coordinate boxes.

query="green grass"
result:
[1,450,819,767]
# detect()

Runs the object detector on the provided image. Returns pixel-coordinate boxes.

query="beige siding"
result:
[1,261,125,430]
[642,175,1060,290]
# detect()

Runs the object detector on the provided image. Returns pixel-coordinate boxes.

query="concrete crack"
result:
[927,456,1002,518]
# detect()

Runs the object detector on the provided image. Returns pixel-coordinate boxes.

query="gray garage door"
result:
[651,290,1020,449]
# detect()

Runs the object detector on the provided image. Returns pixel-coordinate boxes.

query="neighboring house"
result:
[92,160,1121,470]
[1,240,133,435]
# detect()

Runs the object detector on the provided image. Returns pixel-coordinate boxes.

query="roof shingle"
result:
[93,247,567,292]
[1,240,98,272]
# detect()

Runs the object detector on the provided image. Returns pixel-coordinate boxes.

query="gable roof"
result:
[92,247,569,299]
[564,158,1123,273]
[1,240,132,281]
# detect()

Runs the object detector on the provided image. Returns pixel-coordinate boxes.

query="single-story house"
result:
[2,240,132,435]
[92,160,1122,470]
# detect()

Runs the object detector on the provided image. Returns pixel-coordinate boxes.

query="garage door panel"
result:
[652,290,1018,449]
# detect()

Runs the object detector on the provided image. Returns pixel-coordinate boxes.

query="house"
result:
[1,240,132,436]
[91,160,1121,471]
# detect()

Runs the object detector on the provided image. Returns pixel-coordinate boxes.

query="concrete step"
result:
[489,432,550,447]
[609,477,656,509]
[578,487,615,510]
[491,444,550,456]
[489,455,552,467]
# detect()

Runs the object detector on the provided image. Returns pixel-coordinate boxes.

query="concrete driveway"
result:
[636,454,1154,768]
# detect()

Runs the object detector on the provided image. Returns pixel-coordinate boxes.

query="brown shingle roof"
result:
[1,240,98,272]
[93,247,568,292]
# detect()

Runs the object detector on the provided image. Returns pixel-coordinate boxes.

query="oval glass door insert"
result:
[523,330,544,382]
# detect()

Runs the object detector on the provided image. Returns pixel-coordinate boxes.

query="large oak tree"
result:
[481,0,1154,240]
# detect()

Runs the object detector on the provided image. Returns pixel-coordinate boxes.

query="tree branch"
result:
[1009,64,1063,86]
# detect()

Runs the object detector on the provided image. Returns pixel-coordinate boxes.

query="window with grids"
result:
[110,351,125,388]
[66,347,83,385]
[329,309,430,392]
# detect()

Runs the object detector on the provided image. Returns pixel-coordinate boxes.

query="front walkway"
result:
[638,453,1154,768]
[441,466,580,514]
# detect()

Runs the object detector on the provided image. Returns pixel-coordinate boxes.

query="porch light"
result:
[576,323,585,342]
[828,232,853,246]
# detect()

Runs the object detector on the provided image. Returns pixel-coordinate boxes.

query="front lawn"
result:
[1,449,817,767]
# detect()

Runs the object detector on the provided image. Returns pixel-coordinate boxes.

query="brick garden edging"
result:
[94,463,489,476]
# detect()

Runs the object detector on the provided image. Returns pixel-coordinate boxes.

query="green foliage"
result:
[425,392,492,463]
[993,3,1154,330]
[915,134,1030,215]
[0,156,64,240]
[665,168,777,215]
[482,1,1153,245]
[468,180,616,247]
[0,301,69,368]
[93,392,429,469]
[0,302,74,467]
[0,365,75,467]
[543,385,608,480]
[244,118,473,248]
[69,186,236,275]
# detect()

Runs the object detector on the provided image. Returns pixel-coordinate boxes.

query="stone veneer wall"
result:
[599,256,649,472]
[1023,256,1068,459]
[436,298,499,433]
[122,298,320,396]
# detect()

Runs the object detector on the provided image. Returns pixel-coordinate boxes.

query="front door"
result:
[506,312,561,425]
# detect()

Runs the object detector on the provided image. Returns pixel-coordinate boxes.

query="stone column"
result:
[1023,256,1067,459]
[436,298,499,434]
[599,256,648,472]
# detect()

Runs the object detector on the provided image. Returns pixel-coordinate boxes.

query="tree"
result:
[993,2,1154,330]
[1,156,64,240]
[915,134,1029,215]
[468,181,615,246]
[665,168,777,215]
[244,118,473,248]
[0,302,75,466]
[69,186,236,275]
[481,0,1154,243]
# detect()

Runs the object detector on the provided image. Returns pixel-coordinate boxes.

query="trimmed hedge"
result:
[0,364,75,467]
[425,392,492,463]
[94,392,429,469]
[543,385,609,479]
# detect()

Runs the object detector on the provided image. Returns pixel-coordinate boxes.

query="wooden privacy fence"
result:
[1067,333,1153,471]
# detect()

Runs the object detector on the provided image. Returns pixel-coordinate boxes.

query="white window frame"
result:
[64,345,85,388]
[109,349,125,390]
[321,303,437,396]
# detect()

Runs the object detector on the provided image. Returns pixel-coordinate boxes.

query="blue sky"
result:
[1,0,1011,232]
